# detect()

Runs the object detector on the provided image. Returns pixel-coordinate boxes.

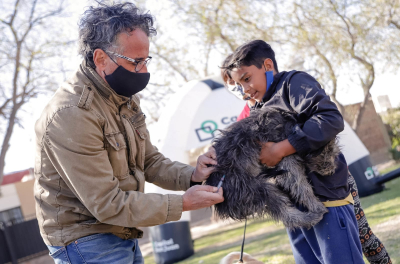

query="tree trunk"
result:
[330,96,345,115]
[0,103,21,187]
[351,91,371,132]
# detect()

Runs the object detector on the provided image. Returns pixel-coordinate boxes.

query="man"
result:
[34,3,223,263]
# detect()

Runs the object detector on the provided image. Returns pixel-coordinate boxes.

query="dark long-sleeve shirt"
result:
[257,70,349,202]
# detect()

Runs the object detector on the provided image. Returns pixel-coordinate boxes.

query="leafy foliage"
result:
[382,107,400,157]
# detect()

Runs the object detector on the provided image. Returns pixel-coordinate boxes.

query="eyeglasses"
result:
[226,83,251,101]
[107,51,152,72]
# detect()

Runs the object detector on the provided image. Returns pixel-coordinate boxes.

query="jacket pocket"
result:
[104,132,129,179]
[78,218,99,228]
[130,112,147,171]
[334,206,347,230]
[48,246,66,258]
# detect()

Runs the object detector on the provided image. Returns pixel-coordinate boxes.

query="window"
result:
[0,207,23,227]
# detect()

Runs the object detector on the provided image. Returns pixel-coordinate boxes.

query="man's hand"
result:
[260,139,296,167]
[191,147,217,183]
[182,185,224,211]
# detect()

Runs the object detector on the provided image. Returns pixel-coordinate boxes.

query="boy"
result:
[223,40,364,264]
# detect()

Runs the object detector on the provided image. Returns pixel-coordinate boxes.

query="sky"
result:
[2,0,400,174]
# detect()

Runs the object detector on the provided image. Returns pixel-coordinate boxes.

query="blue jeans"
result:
[47,233,143,264]
[287,204,364,264]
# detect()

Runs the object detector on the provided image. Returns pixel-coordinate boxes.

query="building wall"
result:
[14,180,36,219]
[343,97,392,165]
[0,184,20,212]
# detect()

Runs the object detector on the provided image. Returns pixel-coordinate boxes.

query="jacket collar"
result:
[254,71,287,109]
[261,71,287,103]
[80,60,137,108]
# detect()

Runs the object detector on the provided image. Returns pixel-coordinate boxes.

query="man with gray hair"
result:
[34,3,223,263]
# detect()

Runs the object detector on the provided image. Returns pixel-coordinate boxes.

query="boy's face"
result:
[229,59,275,102]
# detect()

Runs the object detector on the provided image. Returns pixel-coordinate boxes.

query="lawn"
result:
[145,165,400,264]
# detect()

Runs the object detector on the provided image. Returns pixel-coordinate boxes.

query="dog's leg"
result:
[262,181,325,229]
[275,156,328,216]
[306,139,341,176]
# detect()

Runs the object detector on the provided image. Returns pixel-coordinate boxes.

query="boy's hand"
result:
[260,139,296,167]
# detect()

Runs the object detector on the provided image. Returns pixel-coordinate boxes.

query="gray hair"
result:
[78,2,156,68]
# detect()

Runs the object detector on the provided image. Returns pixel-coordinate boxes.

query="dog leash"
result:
[239,218,247,263]
[215,174,247,262]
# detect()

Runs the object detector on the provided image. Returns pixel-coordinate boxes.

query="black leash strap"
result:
[239,218,247,263]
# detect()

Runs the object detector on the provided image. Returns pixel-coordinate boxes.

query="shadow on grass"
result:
[179,227,290,264]
[194,219,274,249]
[194,227,287,256]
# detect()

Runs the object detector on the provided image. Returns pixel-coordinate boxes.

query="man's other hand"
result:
[191,147,217,183]
[182,185,224,211]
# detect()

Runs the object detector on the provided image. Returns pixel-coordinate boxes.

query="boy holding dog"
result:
[221,40,365,264]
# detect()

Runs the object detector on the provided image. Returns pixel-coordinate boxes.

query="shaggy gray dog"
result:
[205,107,341,230]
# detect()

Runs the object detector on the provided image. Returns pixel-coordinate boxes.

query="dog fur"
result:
[220,252,264,264]
[205,107,341,229]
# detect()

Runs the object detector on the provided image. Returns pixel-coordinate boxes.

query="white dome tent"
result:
[149,76,244,164]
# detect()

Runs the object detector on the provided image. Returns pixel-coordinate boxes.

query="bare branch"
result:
[28,0,38,24]
[151,41,189,82]
[0,98,12,117]
[2,0,21,26]
[21,1,64,43]
[387,1,400,29]
[148,82,168,87]
[20,51,35,101]
[390,20,400,29]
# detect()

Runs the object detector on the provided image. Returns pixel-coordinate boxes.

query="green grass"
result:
[144,220,291,264]
[145,167,400,264]
[380,162,400,175]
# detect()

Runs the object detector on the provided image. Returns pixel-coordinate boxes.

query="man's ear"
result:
[263,58,275,72]
[93,49,108,71]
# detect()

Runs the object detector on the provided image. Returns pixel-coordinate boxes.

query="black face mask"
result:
[104,65,150,98]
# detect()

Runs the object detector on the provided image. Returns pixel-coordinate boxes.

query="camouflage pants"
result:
[348,173,392,264]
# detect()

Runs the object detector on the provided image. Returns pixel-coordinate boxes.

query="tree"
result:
[0,0,70,188]
[382,107,400,148]
[386,0,400,29]
[286,1,346,114]
[139,0,281,121]
[141,0,400,132]
[286,0,400,131]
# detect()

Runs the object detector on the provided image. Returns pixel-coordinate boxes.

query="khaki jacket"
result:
[34,61,194,246]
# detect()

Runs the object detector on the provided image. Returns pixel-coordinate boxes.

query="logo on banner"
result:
[153,238,180,253]
[195,120,218,142]
[364,166,380,180]
[195,117,237,142]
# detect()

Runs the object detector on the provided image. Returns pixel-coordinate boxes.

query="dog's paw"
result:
[307,211,326,228]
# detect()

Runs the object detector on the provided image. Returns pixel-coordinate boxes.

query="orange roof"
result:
[1,168,32,185]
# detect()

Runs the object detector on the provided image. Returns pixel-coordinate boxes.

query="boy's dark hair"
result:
[223,40,279,72]
[220,54,233,83]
